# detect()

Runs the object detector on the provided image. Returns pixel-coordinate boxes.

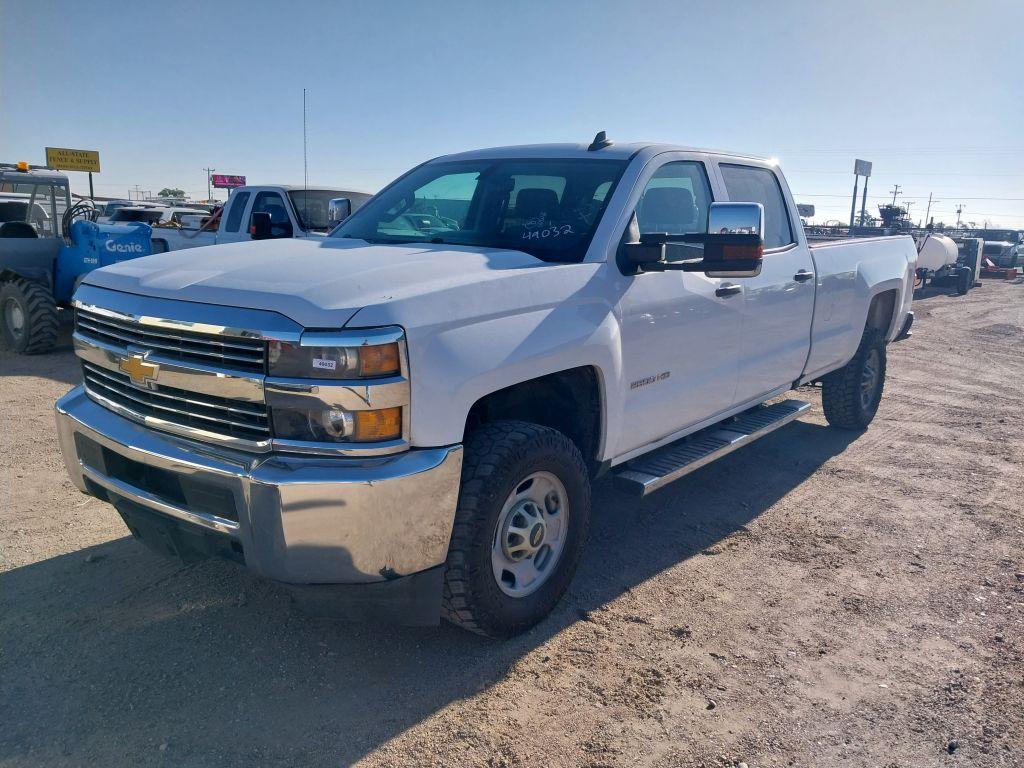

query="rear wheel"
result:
[0,278,58,354]
[821,328,886,430]
[442,420,591,637]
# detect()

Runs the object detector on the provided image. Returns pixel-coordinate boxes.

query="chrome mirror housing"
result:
[707,202,764,236]
[328,198,352,228]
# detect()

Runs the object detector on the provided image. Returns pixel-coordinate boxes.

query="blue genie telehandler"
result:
[0,162,154,354]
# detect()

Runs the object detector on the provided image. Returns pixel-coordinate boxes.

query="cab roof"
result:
[433,141,771,164]
[0,166,70,185]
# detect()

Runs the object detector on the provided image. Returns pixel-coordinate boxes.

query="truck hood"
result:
[82,237,554,328]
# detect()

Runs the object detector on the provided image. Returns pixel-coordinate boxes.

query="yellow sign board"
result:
[45,147,100,173]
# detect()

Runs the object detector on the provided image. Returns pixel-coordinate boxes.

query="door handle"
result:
[715,284,742,298]
[793,269,814,282]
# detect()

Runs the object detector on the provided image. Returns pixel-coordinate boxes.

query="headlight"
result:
[268,334,401,379]
[272,406,402,443]
[267,328,407,446]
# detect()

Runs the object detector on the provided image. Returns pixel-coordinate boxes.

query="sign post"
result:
[45,147,101,201]
[850,159,872,229]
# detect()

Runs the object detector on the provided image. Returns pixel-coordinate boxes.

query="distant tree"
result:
[158,187,185,198]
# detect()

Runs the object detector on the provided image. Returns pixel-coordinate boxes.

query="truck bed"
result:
[150,228,216,253]
[802,233,917,381]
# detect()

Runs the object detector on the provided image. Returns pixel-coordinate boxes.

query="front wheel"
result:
[821,328,886,430]
[442,421,591,637]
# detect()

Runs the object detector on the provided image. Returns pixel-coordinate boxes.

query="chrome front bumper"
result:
[55,386,463,586]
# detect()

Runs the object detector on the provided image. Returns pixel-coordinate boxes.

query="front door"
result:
[615,159,744,457]
[717,163,815,403]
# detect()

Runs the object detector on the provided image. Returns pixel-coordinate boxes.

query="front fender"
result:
[407,304,621,452]
[345,262,623,455]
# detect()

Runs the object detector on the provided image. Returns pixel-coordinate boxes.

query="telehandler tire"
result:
[0,278,58,354]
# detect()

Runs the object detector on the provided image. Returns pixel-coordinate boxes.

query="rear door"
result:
[715,162,815,403]
[217,189,253,244]
[614,156,743,457]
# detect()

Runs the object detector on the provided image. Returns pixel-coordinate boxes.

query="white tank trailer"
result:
[915,233,975,295]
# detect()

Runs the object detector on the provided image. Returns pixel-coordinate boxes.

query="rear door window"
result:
[224,191,251,233]
[719,164,794,249]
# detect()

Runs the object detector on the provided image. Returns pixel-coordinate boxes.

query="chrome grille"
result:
[75,308,266,374]
[82,362,270,442]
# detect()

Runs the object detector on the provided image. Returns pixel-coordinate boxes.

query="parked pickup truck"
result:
[55,136,916,637]
[149,185,373,253]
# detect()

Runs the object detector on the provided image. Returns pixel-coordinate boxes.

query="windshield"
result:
[111,209,163,224]
[332,158,627,262]
[289,190,362,232]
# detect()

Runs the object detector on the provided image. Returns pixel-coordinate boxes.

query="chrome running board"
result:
[612,400,812,497]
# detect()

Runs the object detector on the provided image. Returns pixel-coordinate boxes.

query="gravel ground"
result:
[1,280,1022,767]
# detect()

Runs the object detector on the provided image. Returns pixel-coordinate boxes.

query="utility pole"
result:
[889,184,902,206]
[924,192,939,227]
[956,204,964,228]
[203,167,216,201]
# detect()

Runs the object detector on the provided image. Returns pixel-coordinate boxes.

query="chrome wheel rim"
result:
[860,348,880,410]
[491,471,569,598]
[3,298,25,342]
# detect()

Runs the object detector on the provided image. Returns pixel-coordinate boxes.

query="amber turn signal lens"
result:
[353,407,402,441]
[722,243,764,260]
[358,342,400,377]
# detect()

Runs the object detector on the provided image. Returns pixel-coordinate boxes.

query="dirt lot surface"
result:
[1,281,1022,767]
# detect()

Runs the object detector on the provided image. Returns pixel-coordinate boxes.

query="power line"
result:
[788,170,1024,177]
[795,194,1024,201]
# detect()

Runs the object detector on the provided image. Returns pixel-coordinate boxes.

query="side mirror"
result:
[623,202,764,277]
[703,202,765,277]
[328,197,352,228]
[250,211,272,240]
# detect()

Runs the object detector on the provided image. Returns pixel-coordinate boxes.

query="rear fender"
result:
[0,237,61,286]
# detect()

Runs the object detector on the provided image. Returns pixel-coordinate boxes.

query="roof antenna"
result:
[588,131,613,151]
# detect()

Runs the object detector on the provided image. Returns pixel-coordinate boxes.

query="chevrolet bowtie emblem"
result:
[119,354,159,387]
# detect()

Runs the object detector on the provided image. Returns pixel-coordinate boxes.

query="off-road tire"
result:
[0,278,58,354]
[821,328,886,430]
[442,420,591,638]
[956,267,972,295]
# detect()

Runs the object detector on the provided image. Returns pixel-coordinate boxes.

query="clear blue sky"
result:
[3,0,1022,227]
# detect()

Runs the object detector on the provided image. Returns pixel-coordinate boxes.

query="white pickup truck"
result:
[56,136,916,637]
[149,185,373,253]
